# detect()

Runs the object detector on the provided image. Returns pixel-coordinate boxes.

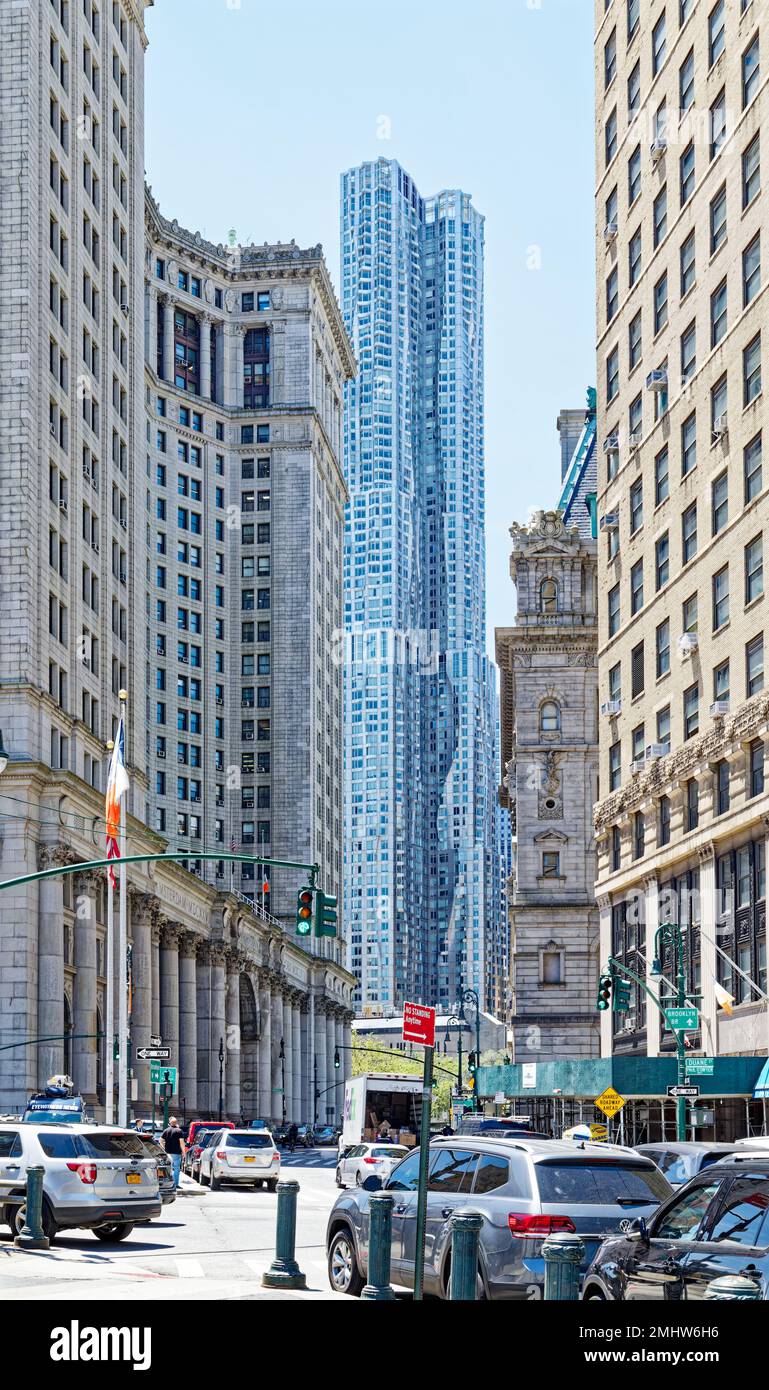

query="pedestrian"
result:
[287,1121,298,1153]
[160,1115,187,1190]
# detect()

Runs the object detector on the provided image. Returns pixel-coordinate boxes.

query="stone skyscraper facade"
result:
[340,158,501,1015]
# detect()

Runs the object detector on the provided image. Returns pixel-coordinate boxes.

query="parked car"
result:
[635,1141,753,1187]
[0,1122,161,1243]
[184,1121,235,1177]
[198,1128,281,1191]
[133,1131,176,1204]
[336,1142,410,1189]
[582,1154,769,1300]
[326,1136,671,1299]
[295,1124,315,1149]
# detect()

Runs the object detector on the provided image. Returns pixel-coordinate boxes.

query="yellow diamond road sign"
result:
[595,1085,626,1118]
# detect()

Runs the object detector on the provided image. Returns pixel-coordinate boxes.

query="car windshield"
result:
[536,1161,670,1205]
[371,1146,409,1159]
[656,1152,699,1184]
[76,1131,148,1159]
[226,1133,272,1148]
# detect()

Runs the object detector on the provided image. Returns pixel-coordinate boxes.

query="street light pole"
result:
[280,1037,286,1125]
[460,988,481,1112]
[218,1036,224,1122]
[652,924,691,1143]
[313,1053,318,1125]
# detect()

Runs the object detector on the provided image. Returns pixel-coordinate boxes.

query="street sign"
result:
[590,1124,608,1142]
[136,1046,171,1061]
[685,1057,715,1075]
[666,1006,700,1031]
[150,1035,162,1048]
[149,1063,177,1089]
[594,1085,626,1118]
[668,1084,700,1098]
[402,1001,436,1048]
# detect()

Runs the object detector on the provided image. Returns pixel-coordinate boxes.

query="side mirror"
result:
[362,1175,383,1192]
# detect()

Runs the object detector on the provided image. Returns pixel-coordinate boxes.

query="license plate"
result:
[126,1173,141,1184]
[244,1155,255,1163]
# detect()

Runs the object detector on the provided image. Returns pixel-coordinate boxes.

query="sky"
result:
[144,0,596,656]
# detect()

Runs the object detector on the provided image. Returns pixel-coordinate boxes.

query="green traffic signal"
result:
[468,1052,477,1074]
[596,972,613,1011]
[316,890,338,938]
[296,886,314,936]
[613,977,632,1013]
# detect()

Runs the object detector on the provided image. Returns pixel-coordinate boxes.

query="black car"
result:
[312,1125,338,1147]
[583,1155,769,1300]
[134,1132,176,1205]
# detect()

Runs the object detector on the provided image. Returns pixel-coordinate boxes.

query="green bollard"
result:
[361,1191,396,1301]
[14,1166,50,1250]
[542,1230,585,1301]
[261,1179,307,1289]
[705,1274,761,1301]
[450,1210,483,1301]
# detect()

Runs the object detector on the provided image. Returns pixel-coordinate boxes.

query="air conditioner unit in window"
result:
[650,137,667,163]
[630,758,646,775]
[120,302,129,315]
[243,733,255,741]
[646,368,668,392]
[628,432,642,451]
[710,700,730,717]
[50,424,57,437]
[601,699,622,718]
[678,633,699,659]
[712,413,728,439]
[604,221,619,244]
[190,793,200,803]
[157,749,166,759]
[179,656,188,664]
[215,697,224,706]
[83,464,91,479]
[119,570,126,583]
[58,500,68,514]
[603,435,620,455]
[177,754,186,763]
[599,513,619,533]
[645,743,668,761]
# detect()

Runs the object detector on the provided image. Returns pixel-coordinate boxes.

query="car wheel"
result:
[584,1288,607,1301]
[92,1222,135,1243]
[328,1228,364,1297]
[13,1201,57,1243]
[335,1167,343,1188]
[210,1172,221,1191]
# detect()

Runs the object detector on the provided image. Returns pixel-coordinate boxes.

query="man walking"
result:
[160,1116,187,1190]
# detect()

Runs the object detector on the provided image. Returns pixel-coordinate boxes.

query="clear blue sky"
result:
[144,0,595,654]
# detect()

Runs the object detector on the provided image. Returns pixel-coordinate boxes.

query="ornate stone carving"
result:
[160,922,181,950]
[38,842,78,871]
[224,288,236,313]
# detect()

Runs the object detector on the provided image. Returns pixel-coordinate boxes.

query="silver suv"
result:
[0,1122,162,1243]
[326,1136,672,1299]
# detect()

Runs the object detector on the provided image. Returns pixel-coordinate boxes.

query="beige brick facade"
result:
[594,0,769,1069]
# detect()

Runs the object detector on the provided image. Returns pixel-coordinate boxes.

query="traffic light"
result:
[334,1047,340,1070]
[468,1051,477,1074]
[296,886,314,936]
[596,972,613,1011]
[613,977,632,1013]
[316,890,338,938]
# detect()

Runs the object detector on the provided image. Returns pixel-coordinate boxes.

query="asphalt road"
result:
[0,1150,344,1301]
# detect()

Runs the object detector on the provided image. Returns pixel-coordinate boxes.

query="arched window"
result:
[540,578,558,613]
[540,700,561,734]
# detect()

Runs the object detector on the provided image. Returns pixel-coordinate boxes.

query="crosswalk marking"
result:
[175,1259,205,1279]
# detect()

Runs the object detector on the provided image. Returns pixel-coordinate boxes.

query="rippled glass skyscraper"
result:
[340,158,500,1015]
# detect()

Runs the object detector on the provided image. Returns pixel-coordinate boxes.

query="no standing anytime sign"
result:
[402,1001,436,1048]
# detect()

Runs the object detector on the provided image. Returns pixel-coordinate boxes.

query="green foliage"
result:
[349,1040,460,1121]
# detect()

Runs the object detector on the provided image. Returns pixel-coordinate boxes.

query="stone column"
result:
[224,323,244,408]
[162,295,175,383]
[283,993,293,1123]
[210,946,227,1117]
[37,846,68,1084]
[335,1014,345,1123]
[315,1002,327,1124]
[147,286,159,371]
[130,893,157,1111]
[198,312,212,400]
[300,999,310,1120]
[225,952,242,1120]
[72,871,99,1100]
[698,845,718,1058]
[271,986,283,1124]
[178,933,198,1115]
[159,924,180,1102]
[326,1011,337,1123]
[292,999,302,1125]
[258,972,272,1119]
[151,921,161,1039]
[196,943,211,1114]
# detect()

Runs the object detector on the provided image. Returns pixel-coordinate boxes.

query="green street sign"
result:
[150,1063,177,1089]
[685,1057,715,1075]
[666,1007,699,1031]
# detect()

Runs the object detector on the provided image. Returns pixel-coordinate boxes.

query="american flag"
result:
[230,839,238,853]
[105,716,129,889]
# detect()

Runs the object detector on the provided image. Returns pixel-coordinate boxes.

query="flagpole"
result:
[105,741,115,1126]
[118,690,128,1126]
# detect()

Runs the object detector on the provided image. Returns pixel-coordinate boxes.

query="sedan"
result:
[583,1155,769,1300]
[199,1129,281,1191]
[336,1143,411,1189]
[635,1141,754,1187]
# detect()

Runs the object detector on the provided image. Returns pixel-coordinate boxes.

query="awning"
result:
[753,1059,769,1100]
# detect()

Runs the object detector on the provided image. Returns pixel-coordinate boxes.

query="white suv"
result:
[199,1128,281,1191]
[0,1122,162,1243]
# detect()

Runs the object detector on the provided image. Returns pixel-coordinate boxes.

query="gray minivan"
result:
[326,1136,671,1299]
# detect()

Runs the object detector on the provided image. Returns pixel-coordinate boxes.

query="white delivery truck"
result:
[341,1072,423,1151]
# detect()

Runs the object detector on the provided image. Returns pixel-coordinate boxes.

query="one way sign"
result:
[136,1046,171,1061]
